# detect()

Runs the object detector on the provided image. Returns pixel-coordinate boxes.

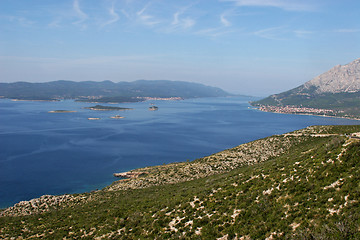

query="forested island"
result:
[110,115,124,119]
[48,110,77,113]
[149,106,159,111]
[84,105,133,111]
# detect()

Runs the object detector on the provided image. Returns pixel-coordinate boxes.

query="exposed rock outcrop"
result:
[0,194,87,217]
[303,58,360,94]
[251,58,360,118]
[113,172,147,178]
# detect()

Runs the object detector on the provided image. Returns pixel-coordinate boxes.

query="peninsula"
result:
[251,58,360,119]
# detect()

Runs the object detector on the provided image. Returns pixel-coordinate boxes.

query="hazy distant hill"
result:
[252,58,360,118]
[0,80,229,102]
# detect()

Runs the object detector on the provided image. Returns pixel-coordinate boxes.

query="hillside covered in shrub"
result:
[1,125,360,239]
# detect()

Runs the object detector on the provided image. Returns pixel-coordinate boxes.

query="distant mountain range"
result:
[251,58,360,119]
[0,80,230,102]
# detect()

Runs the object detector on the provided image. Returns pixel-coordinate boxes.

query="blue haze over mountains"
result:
[0,80,229,101]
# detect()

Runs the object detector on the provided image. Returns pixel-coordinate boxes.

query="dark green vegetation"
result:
[0,80,229,102]
[251,87,360,119]
[149,106,159,111]
[84,105,133,111]
[1,125,360,239]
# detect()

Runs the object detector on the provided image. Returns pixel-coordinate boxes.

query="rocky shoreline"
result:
[2,125,359,218]
[113,171,148,179]
[1,128,301,217]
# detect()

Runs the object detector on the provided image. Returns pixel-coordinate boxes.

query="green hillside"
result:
[1,125,360,239]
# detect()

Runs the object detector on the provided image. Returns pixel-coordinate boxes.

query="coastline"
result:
[2,124,360,217]
[252,106,360,121]
[2,97,360,212]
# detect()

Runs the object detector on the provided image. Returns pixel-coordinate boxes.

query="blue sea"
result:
[0,97,359,208]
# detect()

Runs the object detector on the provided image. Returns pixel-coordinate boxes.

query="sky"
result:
[0,0,360,96]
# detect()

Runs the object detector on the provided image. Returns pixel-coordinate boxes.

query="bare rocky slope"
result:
[304,58,360,94]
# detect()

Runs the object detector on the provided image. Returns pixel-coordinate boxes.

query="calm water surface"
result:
[0,97,359,208]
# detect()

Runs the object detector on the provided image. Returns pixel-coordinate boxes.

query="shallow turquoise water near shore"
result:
[0,97,359,208]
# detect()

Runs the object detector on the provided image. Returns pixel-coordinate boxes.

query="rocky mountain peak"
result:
[303,58,360,94]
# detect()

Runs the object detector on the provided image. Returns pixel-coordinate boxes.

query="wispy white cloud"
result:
[194,9,236,37]
[0,55,167,83]
[136,4,148,17]
[254,27,313,40]
[195,27,234,37]
[0,55,156,65]
[48,18,62,28]
[6,16,36,27]
[334,28,360,33]
[73,0,88,29]
[120,9,130,20]
[102,3,120,27]
[293,30,313,38]
[171,8,196,30]
[136,3,161,26]
[181,18,196,29]
[172,11,181,25]
[138,14,160,26]
[220,13,231,27]
[221,0,316,11]
[253,26,287,40]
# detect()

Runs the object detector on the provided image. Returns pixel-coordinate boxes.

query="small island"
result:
[84,105,133,111]
[110,115,124,119]
[48,110,77,113]
[149,106,158,111]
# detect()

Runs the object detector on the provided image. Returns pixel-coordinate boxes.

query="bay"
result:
[0,97,359,208]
